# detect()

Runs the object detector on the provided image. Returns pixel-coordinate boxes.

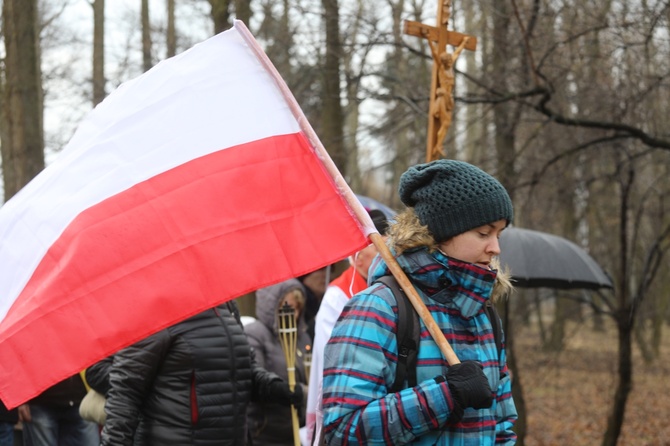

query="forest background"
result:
[1,1,670,445]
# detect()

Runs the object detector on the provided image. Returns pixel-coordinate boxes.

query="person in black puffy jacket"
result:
[100,301,301,446]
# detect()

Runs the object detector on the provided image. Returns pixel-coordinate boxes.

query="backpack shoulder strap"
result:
[376,275,420,393]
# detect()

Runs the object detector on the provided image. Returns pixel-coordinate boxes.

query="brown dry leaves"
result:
[517,321,670,446]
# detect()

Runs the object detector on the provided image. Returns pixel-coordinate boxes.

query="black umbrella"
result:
[498,227,613,290]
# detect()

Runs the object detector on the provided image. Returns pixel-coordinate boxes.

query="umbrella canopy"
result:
[498,227,613,290]
[355,194,397,220]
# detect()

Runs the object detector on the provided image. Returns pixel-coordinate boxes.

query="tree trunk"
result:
[386,0,417,207]
[320,0,346,177]
[166,0,176,58]
[1,0,44,202]
[490,1,526,443]
[602,313,633,446]
[341,0,364,191]
[208,0,231,35]
[234,0,251,26]
[462,0,484,162]
[92,0,106,106]
[546,291,567,351]
[141,0,152,72]
[602,159,634,445]
[503,298,527,445]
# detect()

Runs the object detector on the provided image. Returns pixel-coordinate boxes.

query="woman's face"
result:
[281,292,304,319]
[438,219,507,269]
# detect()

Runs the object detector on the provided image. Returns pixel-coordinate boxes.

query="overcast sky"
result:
[42,0,213,160]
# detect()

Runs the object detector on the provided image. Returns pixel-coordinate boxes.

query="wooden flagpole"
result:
[235,20,460,365]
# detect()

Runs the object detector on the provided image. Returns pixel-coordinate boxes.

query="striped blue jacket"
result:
[322,247,517,445]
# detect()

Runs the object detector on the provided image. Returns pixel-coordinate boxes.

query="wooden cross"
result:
[404,0,477,162]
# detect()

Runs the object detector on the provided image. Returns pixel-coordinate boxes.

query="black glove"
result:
[268,379,304,407]
[443,361,493,421]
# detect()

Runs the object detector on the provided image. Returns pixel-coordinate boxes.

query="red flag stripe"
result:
[0,132,368,406]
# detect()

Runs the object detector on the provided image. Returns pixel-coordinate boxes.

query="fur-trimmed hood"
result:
[384,208,513,302]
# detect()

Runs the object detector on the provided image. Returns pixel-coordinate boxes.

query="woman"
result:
[322,160,518,445]
[245,279,310,446]
[101,302,301,445]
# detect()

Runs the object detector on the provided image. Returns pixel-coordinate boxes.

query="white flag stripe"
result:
[0,28,299,321]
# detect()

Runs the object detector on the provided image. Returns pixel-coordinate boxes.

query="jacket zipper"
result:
[191,371,199,425]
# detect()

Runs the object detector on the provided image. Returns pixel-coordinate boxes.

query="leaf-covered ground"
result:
[517,320,670,445]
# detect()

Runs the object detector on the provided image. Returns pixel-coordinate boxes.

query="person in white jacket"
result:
[303,209,389,445]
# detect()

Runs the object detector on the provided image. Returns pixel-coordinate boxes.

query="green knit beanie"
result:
[398,160,513,242]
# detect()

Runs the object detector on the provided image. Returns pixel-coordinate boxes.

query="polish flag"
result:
[0,21,375,408]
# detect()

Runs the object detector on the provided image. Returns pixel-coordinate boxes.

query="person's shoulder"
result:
[324,282,348,298]
[356,278,397,300]
[242,319,271,339]
[319,285,349,310]
[240,315,256,326]
[345,280,397,313]
[331,282,400,344]
[242,318,261,331]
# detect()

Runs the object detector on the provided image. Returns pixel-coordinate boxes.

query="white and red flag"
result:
[0,21,375,408]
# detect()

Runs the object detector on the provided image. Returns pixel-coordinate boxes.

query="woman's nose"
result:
[488,238,501,256]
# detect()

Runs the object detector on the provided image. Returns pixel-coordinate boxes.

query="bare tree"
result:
[320,0,346,177]
[476,3,670,444]
[167,0,176,57]
[92,0,106,106]
[340,0,381,192]
[208,0,231,35]
[1,0,44,201]
[141,0,153,71]
[234,0,251,25]
[371,0,431,207]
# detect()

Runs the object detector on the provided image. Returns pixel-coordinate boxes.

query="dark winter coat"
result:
[101,303,283,446]
[245,279,310,446]
[28,375,88,408]
[323,248,517,445]
[0,401,17,424]
[85,355,113,396]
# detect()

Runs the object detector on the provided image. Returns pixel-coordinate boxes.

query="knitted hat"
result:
[398,159,513,242]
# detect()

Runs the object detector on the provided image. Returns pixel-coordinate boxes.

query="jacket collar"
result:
[370,247,498,319]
